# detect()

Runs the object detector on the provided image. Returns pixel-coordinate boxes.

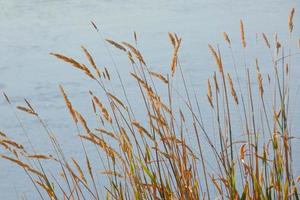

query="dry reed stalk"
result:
[150,93,162,108]
[81,46,101,78]
[1,139,23,149]
[85,156,93,186]
[0,155,45,178]
[288,8,295,33]
[91,97,96,114]
[0,142,13,152]
[50,53,95,79]
[211,176,222,195]
[88,133,109,152]
[239,144,246,162]
[207,79,214,108]
[256,60,264,97]
[174,33,180,43]
[99,170,123,178]
[223,32,231,46]
[59,85,78,123]
[104,67,111,80]
[106,39,127,52]
[95,128,116,140]
[132,120,155,141]
[145,86,156,100]
[64,164,81,186]
[50,53,82,69]
[227,73,238,105]
[27,154,50,159]
[16,106,37,116]
[161,135,182,144]
[107,92,126,110]
[169,33,182,77]
[262,33,271,48]
[158,101,172,115]
[102,71,107,79]
[119,127,132,157]
[213,72,219,92]
[72,158,87,184]
[131,73,147,87]
[240,20,246,48]
[276,41,281,54]
[35,180,56,200]
[90,93,112,123]
[148,120,161,137]
[80,134,116,161]
[208,45,223,73]
[149,71,169,84]
[152,146,179,162]
[90,21,99,32]
[179,109,185,123]
[275,33,281,54]
[23,99,36,116]
[149,114,167,127]
[257,73,264,98]
[81,64,95,79]
[3,92,11,104]
[127,51,135,64]
[122,42,146,65]
[168,32,176,48]
[134,32,137,43]
[75,111,91,134]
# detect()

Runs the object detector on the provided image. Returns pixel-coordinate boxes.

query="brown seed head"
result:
[122,42,146,65]
[81,46,101,78]
[255,60,264,98]
[223,32,231,46]
[288,8,295,33]
[106,39,127,52]
[262,33,271,48]
[208,45,223,73]
[240,20,246,48]
[59,85,78,123]
[207,79,214,108]
[227,73,238,105]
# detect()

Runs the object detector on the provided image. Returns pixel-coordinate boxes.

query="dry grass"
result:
[1,8,299,200]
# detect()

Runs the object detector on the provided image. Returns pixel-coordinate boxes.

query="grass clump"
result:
[1,8,300,200]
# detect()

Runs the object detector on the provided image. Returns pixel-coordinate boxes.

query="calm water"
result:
[0,0,299,199]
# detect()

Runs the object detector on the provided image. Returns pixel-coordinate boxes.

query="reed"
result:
[1,8,299,200]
